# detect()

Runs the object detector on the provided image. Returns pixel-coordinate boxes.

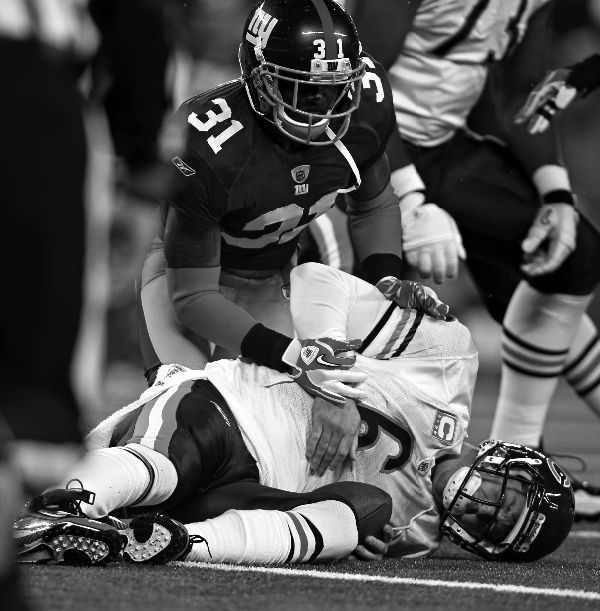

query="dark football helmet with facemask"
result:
[440,440,575,561]
[238,0,366,145]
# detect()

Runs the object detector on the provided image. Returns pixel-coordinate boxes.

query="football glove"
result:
[521,203,579,276]
[282,337,367,406]
[399,192,466,284]
[376,276,454,321]
[515,68,578,134]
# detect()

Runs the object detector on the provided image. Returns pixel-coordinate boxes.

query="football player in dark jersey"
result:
[138,0,406,384]
[346,0,600,518]
[515,54,600,134]
[136,0,438,471]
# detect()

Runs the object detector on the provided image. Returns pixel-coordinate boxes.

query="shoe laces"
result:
[26,479,96,516]
[188,534,212,559]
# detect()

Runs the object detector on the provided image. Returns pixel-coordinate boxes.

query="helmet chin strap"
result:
[274,104,329,141]
[443,466,482,511]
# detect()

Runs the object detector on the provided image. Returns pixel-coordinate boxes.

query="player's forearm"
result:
[168,267,292,371]
[347,180,404,285]
[167,268,269,352]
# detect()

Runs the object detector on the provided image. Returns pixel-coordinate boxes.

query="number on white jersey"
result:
[357,403,413,473]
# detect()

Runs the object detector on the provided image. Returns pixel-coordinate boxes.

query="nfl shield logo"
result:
[291,165,310,183]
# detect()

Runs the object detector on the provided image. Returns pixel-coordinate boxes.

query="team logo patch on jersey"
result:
[547,458,571,488]
[292,166,310,195]
[432,411,457,445]
[246,8,278,49]
[172,156,196,177]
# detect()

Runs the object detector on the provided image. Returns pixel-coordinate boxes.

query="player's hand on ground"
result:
[376,277,454,321]
[307,396,361,476]
[351,524,394,561]
[399,193,466,284]
[515,68,577,134]
[521,203,579,276]
[282,337,367,406]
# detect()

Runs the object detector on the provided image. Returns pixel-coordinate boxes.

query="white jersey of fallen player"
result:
[202,264,479,558]
[88,264,478,558]
[390,0,551,146]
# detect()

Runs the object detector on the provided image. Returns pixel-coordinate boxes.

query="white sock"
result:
[185,500,357,565]
[491,282,592,446]
[61,443,177,518]
[563,313,600,419]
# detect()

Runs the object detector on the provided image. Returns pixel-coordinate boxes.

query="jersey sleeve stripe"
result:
[358,302,397,354]
[391,311,424,357]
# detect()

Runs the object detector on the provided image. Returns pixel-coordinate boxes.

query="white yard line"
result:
[569,530,600,538]
[176,562,600,601]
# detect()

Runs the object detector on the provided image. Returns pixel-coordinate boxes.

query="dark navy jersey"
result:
[166,54,395,271]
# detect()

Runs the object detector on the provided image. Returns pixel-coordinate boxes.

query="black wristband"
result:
[241,323,292,372]
[541,189,576,206]
[361,253,404,286]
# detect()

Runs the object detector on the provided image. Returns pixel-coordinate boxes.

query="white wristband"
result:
[390,164,426,200]
[532,165,571,196]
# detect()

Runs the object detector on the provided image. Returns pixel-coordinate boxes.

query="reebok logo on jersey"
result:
[300,346,319,365]
[172,156,196,177]
[432,411,457,445]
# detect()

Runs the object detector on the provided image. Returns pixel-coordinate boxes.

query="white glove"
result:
[521,203,579,276]
[281,337,367,406]
[400,192,466,284]
[515,68,578,134]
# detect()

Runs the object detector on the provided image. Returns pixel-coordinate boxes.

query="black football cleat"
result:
[120,513,191,564]
[14,482,126,565]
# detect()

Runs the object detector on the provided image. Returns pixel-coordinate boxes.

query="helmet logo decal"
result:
[432,411,457,445]
[547,458,571,488]
[246,8,278,50]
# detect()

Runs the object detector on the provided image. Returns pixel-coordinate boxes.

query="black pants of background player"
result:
[0,38,86,449]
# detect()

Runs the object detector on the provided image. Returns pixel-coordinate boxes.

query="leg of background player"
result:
[491,282,592,445]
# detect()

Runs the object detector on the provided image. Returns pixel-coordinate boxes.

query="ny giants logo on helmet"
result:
[246,8,278,50]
